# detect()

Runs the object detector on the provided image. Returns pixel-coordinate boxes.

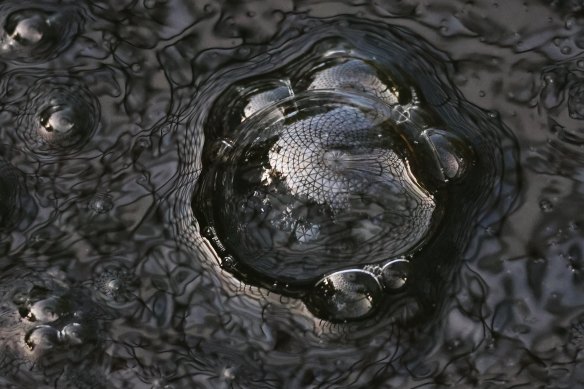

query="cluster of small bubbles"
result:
[304,258,411,321]
[0,268,109,383]
[18,79,99,155]
[0,5,81,63]
[24,325,59,351]
[23,321,89,351]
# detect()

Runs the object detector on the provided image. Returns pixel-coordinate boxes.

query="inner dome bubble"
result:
[196,91,439,285]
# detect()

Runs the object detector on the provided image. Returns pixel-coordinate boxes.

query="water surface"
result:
[0,0,582,388]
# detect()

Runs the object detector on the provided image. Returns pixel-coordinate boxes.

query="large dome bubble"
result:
[196,91,439,286]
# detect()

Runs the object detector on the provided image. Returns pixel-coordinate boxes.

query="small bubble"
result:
[95,266,137,302]
[305,269,383,322]
[2,8,79,62]
[479,90,486,97]
[272,10,284,21]
[539,199,553,212]
[422,128,472,181]
[561,46,572,55]
[202,226,215,238]
[25,325,59,352]
[237,47,251,57]
[28,295,61,322]
[89,193,113,214]
[221,256,236,269]
[39,106,75,135]
[381,258,410,290]
[59,323,84,345]
[566,17,575,29]
[6,12,46,46]
[131,63,142,72]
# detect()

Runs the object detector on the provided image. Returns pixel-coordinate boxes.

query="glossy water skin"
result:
[0,0,582,388]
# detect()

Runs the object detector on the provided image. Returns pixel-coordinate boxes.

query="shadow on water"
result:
[0,0,582,388]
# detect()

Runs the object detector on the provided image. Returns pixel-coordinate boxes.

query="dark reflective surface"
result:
[0,0,581,387]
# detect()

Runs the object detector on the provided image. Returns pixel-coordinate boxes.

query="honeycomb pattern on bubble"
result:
[265,105,436,254]
[307,59,399,106]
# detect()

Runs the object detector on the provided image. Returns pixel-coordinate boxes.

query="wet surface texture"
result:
[0,0,582,387]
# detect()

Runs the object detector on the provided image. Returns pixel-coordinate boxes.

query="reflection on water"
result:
[0,0,581,387]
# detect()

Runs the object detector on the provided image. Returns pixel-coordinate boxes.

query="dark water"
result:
[0,0,581,388]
